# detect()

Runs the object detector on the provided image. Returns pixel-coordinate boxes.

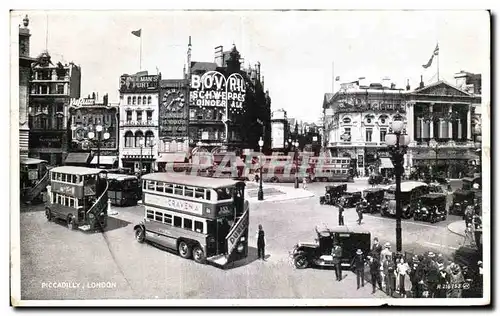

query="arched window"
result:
[342,117,352,124]
[127,96,131,105]
[147,96,152,104]
[144,130,154,146]
[364,114,375,124]
[143,96,147,104]
[379,115,389,125]
[134,131,144,147]
[132,96,137,105]
[124,131,134,147]
[137,95,142,105]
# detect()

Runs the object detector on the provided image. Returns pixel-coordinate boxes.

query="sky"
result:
[11,10,490,122]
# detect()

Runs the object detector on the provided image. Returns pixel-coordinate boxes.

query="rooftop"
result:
[141,173,243,189]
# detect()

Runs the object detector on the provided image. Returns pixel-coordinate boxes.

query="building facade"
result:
[19,15,35,160]
[118,72,160,173]
[186,39,272,155]
[67,94,119,167]
[28,52,81,165]
[271,109,288,151]
[323,76,481,178]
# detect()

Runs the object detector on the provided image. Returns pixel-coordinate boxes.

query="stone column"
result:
[407,102,414,142]
[429,103,434,139]
[448,104,453,139]
[467,104,472,140]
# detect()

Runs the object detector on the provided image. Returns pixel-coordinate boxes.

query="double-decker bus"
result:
[107,173,141,206]
[309,157,354,182]
[45,166,109,231]
[134,173,249,267]
[252,155,312,183]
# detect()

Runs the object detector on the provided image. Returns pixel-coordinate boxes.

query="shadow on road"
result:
[223,246,260,270]
[50,216,132,234]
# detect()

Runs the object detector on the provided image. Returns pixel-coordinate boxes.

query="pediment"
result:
[414,81,471,97]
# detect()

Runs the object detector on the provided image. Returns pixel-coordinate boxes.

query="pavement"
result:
[245,182,315,203]
[447,220,466,237]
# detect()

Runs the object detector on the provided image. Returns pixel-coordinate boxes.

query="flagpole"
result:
[437,47,440,82]
[332,61,335,93]
[140,35,142,71]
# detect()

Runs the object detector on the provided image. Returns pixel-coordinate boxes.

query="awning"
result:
[20,158,47,165]
[157,152,187,163]
[380,157,394,169]
[64,152,91,165]
[90,156,118,165]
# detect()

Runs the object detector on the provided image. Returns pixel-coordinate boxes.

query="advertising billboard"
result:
[159,85,189,139]
[271,122,285,149]
[189,71,246,111]
[119,74,159,93]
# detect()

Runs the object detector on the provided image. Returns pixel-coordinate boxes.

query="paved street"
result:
[19,179,465,300]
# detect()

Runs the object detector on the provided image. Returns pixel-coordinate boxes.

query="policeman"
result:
[331,242,343,281]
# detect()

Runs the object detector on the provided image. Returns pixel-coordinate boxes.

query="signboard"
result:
[159,87,189,139]
[30,132,63,148]
[144,194,203,215]
[271,122,284,149]
[227,210,249,256]
[119,75,159,93]
[190,71,246,110]
[70,98,95,107]
[357,154,364,168]
[51,182,84,198]
[336,97,406,113]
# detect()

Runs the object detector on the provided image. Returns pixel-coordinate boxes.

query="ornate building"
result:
[118,71,160,173]
[28,51,81,165]
[19,15,35,159]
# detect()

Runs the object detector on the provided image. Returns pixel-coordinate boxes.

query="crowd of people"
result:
[355,238,483,298]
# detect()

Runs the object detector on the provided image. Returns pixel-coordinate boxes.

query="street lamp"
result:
[258,137,264,201]
[138,138,144,174]
[428,139,439,180]
[385,119,410,253]
[149,139,155,173]
[293,140,299,189]
[88,125,110,169]
[474,135,482,174]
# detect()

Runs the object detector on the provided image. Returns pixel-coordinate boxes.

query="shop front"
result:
[412,147,478,179]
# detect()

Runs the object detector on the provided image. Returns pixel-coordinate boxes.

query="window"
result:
[57,84,64,94]
[365,128,373,142]
[69,198,75,208]
[174,185,183,195]
[366,118,372,124]
[155,211,163,222]
[380,128,387,143]
[206,190,211,200]
[126,111,132,122]
[194,221,203,233]
[216,187,233,200]
[132,96,137,105]
[183,218,193,230]
[127,96,131,104]
[137,111,143,122]
[173,216,182,227]
[138,96,142,105]
[195,188,205,199]
[185,186,194,197]
[148,96,152,104]
[165,184,173,194]
[190,109,196,119]
[146,181,155,190]
[134,131,144,147]
[146,210,154,220]
[124,131,134,147]
[142,96,147,104]
[164,214,172,225]
[146,111,152,122]
[155,182,164,192]
[343,117,351,124]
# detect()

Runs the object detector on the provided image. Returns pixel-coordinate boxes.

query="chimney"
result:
[256,62,261,81]
[262,75,265,89]
[406,79,411,91]
[214,46,224,67]
[419,75,424,89]
[390,83,396,89]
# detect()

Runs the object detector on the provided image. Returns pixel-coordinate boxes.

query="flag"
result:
[422,43,439,69]
[335,76,340,81]
[131,29,141,37]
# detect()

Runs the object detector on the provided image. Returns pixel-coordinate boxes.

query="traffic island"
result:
[447,220,466,237]
[245,183,314,203]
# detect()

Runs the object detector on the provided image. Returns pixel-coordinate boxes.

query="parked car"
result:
[340,191,362,208]
[358,187,385,214]
[290,226,371,269]
[319,184,347,205]
[414,193,447,223]
[449,190,475,216]
[368,174,391,185]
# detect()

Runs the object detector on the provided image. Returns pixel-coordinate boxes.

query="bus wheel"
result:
[192,245,206,264]
[45,209,52,222]
[134,226,145,243]
[67,216,75,230]
[178,241,192,259]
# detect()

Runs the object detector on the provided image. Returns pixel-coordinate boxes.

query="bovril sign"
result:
[70,98,95,107]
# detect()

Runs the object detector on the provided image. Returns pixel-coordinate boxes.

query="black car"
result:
[414,193,447,223]
[319,184,347,205]
[368,174,391,185]
[358,187,385,213]
[340,191,362,208]
[290,226,371,269]
[450,190,475,216]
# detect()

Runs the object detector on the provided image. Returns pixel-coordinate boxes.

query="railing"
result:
[23,171,49,202]
[87,181,109,218]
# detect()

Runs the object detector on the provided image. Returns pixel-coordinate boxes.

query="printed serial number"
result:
[436,283,470,290]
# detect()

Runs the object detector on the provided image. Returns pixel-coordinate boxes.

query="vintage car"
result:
[414,193,447,223]
[340,190,362,208]
[428,183,449,195]
[368,174,391,185]
[319,184,347,205]
[358,187,386,214]
[381,181,429,219]
[449,190,476,217]
[290,226,371,269]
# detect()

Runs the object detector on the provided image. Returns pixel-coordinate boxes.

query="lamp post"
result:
[258,137,264,201]
[385,119,410,253]
[428,139,439,180]
[149,139,155,173]
[291,140,299,189]
[474,135,482,174]
[88,125,110,169]
[139,138,144,174]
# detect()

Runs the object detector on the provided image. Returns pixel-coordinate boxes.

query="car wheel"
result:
[293,254,309,269]
[134,226,145,243]
[178,241,192,259]
[270,177,279,183]
[67,216,75,230]
[45,209,52,221]
[320,199,325,205]
[192,245,206,264]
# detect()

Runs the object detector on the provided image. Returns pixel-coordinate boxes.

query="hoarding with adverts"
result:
[190,71,246,110]
[119,75,159,93]
[159,86,189,139]
[271,122,285,149]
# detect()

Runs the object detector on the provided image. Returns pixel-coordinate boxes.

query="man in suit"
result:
[338,202,345,226]
[351,249,366,289]
[371,237,383,261]
[368,255,382,294]
[331,243,343,281]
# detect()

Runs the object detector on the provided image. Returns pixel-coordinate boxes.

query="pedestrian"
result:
[403,271,413,298]
[368,255,382,294]
[338,202,345,226]
[351,249,366,289]
[356,205,363,225]
[464,203,474,226]
[302,177,308,190]
[426,252,440,298]
[371,237,383,261]
[396,258,410,294]
[385,256,396,297]
[436,263,450,298]
[464,223,474,246]
[256,224,266,260]
[331,242,343,281]
[448,264,465,298]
